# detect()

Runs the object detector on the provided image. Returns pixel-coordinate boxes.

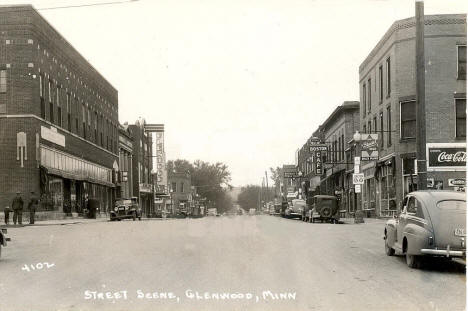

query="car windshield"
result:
[436,200,467,210]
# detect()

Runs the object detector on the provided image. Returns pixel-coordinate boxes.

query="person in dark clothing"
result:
[4,206,11,225]
[28,191,39,224]
[12,192,24,225]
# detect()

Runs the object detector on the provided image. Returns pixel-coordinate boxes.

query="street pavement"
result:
[0,215,465,311]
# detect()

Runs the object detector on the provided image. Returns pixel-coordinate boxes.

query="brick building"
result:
[128,119,154,217]
[117,123,133,199]
[0,5,119,218]
[168,171,193,216]
[296,102,360,214]
[358,14,466,217]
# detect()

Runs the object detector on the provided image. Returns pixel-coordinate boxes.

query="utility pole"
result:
[416,0,427,190]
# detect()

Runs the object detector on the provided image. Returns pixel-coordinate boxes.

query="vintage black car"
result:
[0,228,11,259]
[384,190,466,268]
[305,195,340,224]
[110,197,142,221]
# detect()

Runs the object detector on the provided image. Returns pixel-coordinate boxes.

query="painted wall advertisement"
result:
[426,143,466,171]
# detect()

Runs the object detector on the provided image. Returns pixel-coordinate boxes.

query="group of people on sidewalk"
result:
[3,191,39,225]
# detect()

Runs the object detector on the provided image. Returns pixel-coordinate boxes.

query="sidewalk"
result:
[1,217,108,227]
[340,217,388,225]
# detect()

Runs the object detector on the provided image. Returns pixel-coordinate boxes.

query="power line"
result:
[0,0,138,14]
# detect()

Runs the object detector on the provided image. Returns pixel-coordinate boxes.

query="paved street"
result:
[0,215,465,311]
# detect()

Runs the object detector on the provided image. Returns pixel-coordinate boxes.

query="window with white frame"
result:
[400,100,416,139]
[456,98,466,138]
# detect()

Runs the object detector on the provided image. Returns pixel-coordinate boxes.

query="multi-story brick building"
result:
[358,14,466,217]
[128,119,154,217]
[117,123,133,199]
[0,5,119,218]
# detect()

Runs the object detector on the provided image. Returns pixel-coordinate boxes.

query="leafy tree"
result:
[270,167,282,197]
[166,159,233,213]
[237,185,260,211]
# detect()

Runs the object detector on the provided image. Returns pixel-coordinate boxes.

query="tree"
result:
[237,185,260,211]
[166,159,233,213]
[270,167,282,198]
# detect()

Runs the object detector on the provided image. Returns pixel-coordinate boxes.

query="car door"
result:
[396,196,411,247]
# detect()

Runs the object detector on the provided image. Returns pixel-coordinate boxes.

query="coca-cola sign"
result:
[427,143,467,171]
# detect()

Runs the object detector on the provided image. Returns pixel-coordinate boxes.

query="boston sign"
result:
[426,143,466,171]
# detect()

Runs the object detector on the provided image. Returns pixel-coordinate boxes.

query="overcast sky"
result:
[4,0,466,186]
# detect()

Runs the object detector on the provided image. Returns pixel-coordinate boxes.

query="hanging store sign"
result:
[354,184,361,193]
[426,143,466,171]
[315,151,322,175]
[284,171,298,178]
[309,145,327,152]
[361,134,378,161]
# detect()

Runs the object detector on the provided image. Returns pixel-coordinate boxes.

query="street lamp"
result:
[352,130,365,224]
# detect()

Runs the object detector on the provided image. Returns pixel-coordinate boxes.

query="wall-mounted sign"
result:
[355,184,361,193]
[41,126,65,147]
[448,178,466,187]
[426,143,466,171]
[361,134,378,161]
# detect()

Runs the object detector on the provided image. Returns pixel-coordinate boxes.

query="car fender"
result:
[404,223,431,255]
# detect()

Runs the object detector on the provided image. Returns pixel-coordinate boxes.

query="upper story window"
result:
[367,79,371,113]
[387,106,392,147]
[380,112,384,148]
[386,57,391,96]
[171,182,177,193]
[180,182,185,193]
[362,84,367,118]
[39,74,43,97]
[48,80,52,103]
[0,69,6,93]
[458,45,467,80]
[379,65,383,103]
[400,100,416,139]
[456,98,466,138]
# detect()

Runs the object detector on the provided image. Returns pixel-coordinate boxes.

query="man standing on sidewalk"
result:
[28,191,39,224]
[12,192,24,225]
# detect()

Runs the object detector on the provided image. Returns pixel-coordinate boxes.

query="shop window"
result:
[456,98,466,138]
[400,100,416,139]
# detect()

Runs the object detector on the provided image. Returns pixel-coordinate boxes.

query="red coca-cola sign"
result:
[428,145,467,170]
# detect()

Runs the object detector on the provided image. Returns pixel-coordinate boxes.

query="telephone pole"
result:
[416,0,427,190]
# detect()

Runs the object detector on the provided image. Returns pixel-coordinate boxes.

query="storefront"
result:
[426,143,466,192]
[39,145,115,215]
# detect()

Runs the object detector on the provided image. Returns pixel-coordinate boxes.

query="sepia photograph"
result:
[0,0,466,310]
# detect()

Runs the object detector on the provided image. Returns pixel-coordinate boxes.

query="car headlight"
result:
[114,207,118,212]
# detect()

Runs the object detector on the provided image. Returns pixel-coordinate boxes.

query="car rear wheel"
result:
[406,253,420,269]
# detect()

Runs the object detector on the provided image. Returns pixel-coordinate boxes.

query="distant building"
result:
[128,119,154,217]
[117,123,133,199]
[358,14,466,217]
[168,171,192,216]
[0,5,119,218]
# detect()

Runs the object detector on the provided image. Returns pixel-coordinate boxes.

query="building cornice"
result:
[359,14,466,73]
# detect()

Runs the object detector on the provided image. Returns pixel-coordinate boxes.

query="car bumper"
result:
[421,248,466,257]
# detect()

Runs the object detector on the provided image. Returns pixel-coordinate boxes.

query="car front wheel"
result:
[406,253,420,269]
[384,239,395,256]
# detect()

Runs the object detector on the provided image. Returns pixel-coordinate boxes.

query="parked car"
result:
[384,190,466,268]
[0,228,11,259]
[249,208,257,216]
[110,197,142,221]
[283,199,306,219]
[306,195,339,223]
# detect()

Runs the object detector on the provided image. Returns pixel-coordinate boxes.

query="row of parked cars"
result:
[279,195,340,224]
[275,190,466,269]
